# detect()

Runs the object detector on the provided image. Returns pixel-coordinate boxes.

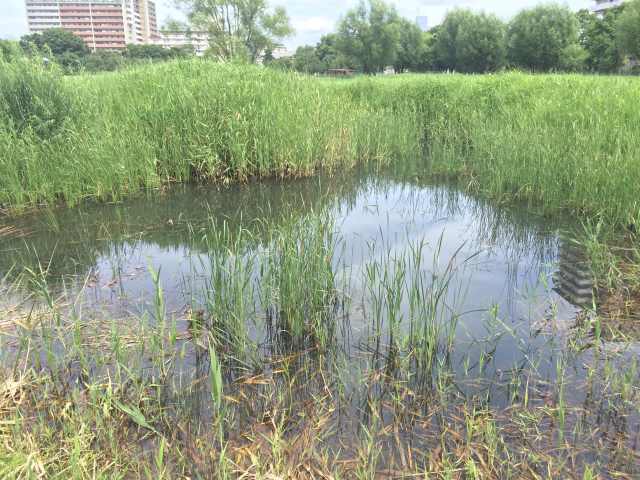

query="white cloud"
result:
[293,16,335,35]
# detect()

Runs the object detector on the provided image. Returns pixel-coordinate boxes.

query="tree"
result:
[282,34,356,74]
[266,55,293,71]
[20,28,88,57]
[293,45,324,74]
[177,0,293,63]
[507,4,583,72]
[559,43,589,72]
[577,8,623,73]
[416,27,439,71]
[314,34,344,69]
[83,51,124,72]
[262,47,275,64]
[56,51,84,71]
[394,18,425,72]
[19,28,89,71]
[314,34,355,70]
[616,0,640,60]
[433,9,506,73]
[432,11,463,70]
[124,44,193,62]
[125,44,172,61]
[336,0,401,74]
[316,34,337,67]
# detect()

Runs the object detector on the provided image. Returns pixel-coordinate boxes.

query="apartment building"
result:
[591,0,624,15]
[157,30,209,56]
[24,0,159,51]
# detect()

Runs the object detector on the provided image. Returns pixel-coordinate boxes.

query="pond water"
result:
[3,165,639,474]
[0,165,587,376]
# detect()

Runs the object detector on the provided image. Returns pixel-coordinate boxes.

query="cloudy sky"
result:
[1,0,591,49]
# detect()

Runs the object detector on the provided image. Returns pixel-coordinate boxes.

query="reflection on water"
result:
[3,165,638,476]
[1,167,584,316]
[0,166,588,370]
[553,236,595,308]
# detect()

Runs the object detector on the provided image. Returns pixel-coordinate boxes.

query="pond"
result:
[1,165,581,360]
[0,164,579,323]
[1,164,637,476]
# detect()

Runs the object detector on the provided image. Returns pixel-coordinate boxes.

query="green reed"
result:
[3,59,639,233]
[0,59,384,211]
[201,221,256,359]
[261,212,339,350]
[361,234,471,393]
[2,221,640,477]
[341,72,640,228]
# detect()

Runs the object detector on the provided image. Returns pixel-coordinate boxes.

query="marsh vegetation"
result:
[1,59,639,478]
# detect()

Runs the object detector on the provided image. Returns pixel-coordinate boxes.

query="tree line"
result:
[2,0,639,75]
[0,28,197,74]
[276,0,640,75]
[0,0,292,73]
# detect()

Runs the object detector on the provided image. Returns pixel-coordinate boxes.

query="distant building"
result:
[257,45,291,64]
[157,31,209,56]
[416,16,428,32]
[271,46,292,59]
[591,0,624,15]
[24,0,159,51]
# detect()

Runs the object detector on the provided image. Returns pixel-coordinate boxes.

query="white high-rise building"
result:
[24,0,159,51]
[156,30,209,56]
[591,0,624,16]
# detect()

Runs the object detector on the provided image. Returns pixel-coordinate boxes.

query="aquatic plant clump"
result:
[344,73,640,228]
[0,59,409,211]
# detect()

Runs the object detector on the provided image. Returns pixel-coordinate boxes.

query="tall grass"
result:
[1,58,639,229]
[0,59,74,140]
[343,73,640,227]
[262,212,339,349]
[0,59,411,211]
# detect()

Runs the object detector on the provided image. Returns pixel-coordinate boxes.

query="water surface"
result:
[4,165,638,473]
[0,166,586,368]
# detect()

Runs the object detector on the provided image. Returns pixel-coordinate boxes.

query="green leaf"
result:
[114,399,159,435]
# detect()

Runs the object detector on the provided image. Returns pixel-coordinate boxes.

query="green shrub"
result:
[0,57,74,139]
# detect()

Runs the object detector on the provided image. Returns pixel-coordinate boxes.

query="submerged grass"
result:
[1,213,639,478]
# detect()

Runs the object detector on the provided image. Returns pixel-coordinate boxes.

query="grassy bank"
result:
[2,58,639,228]
[345,73,640,227]
[0,59,416,212]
